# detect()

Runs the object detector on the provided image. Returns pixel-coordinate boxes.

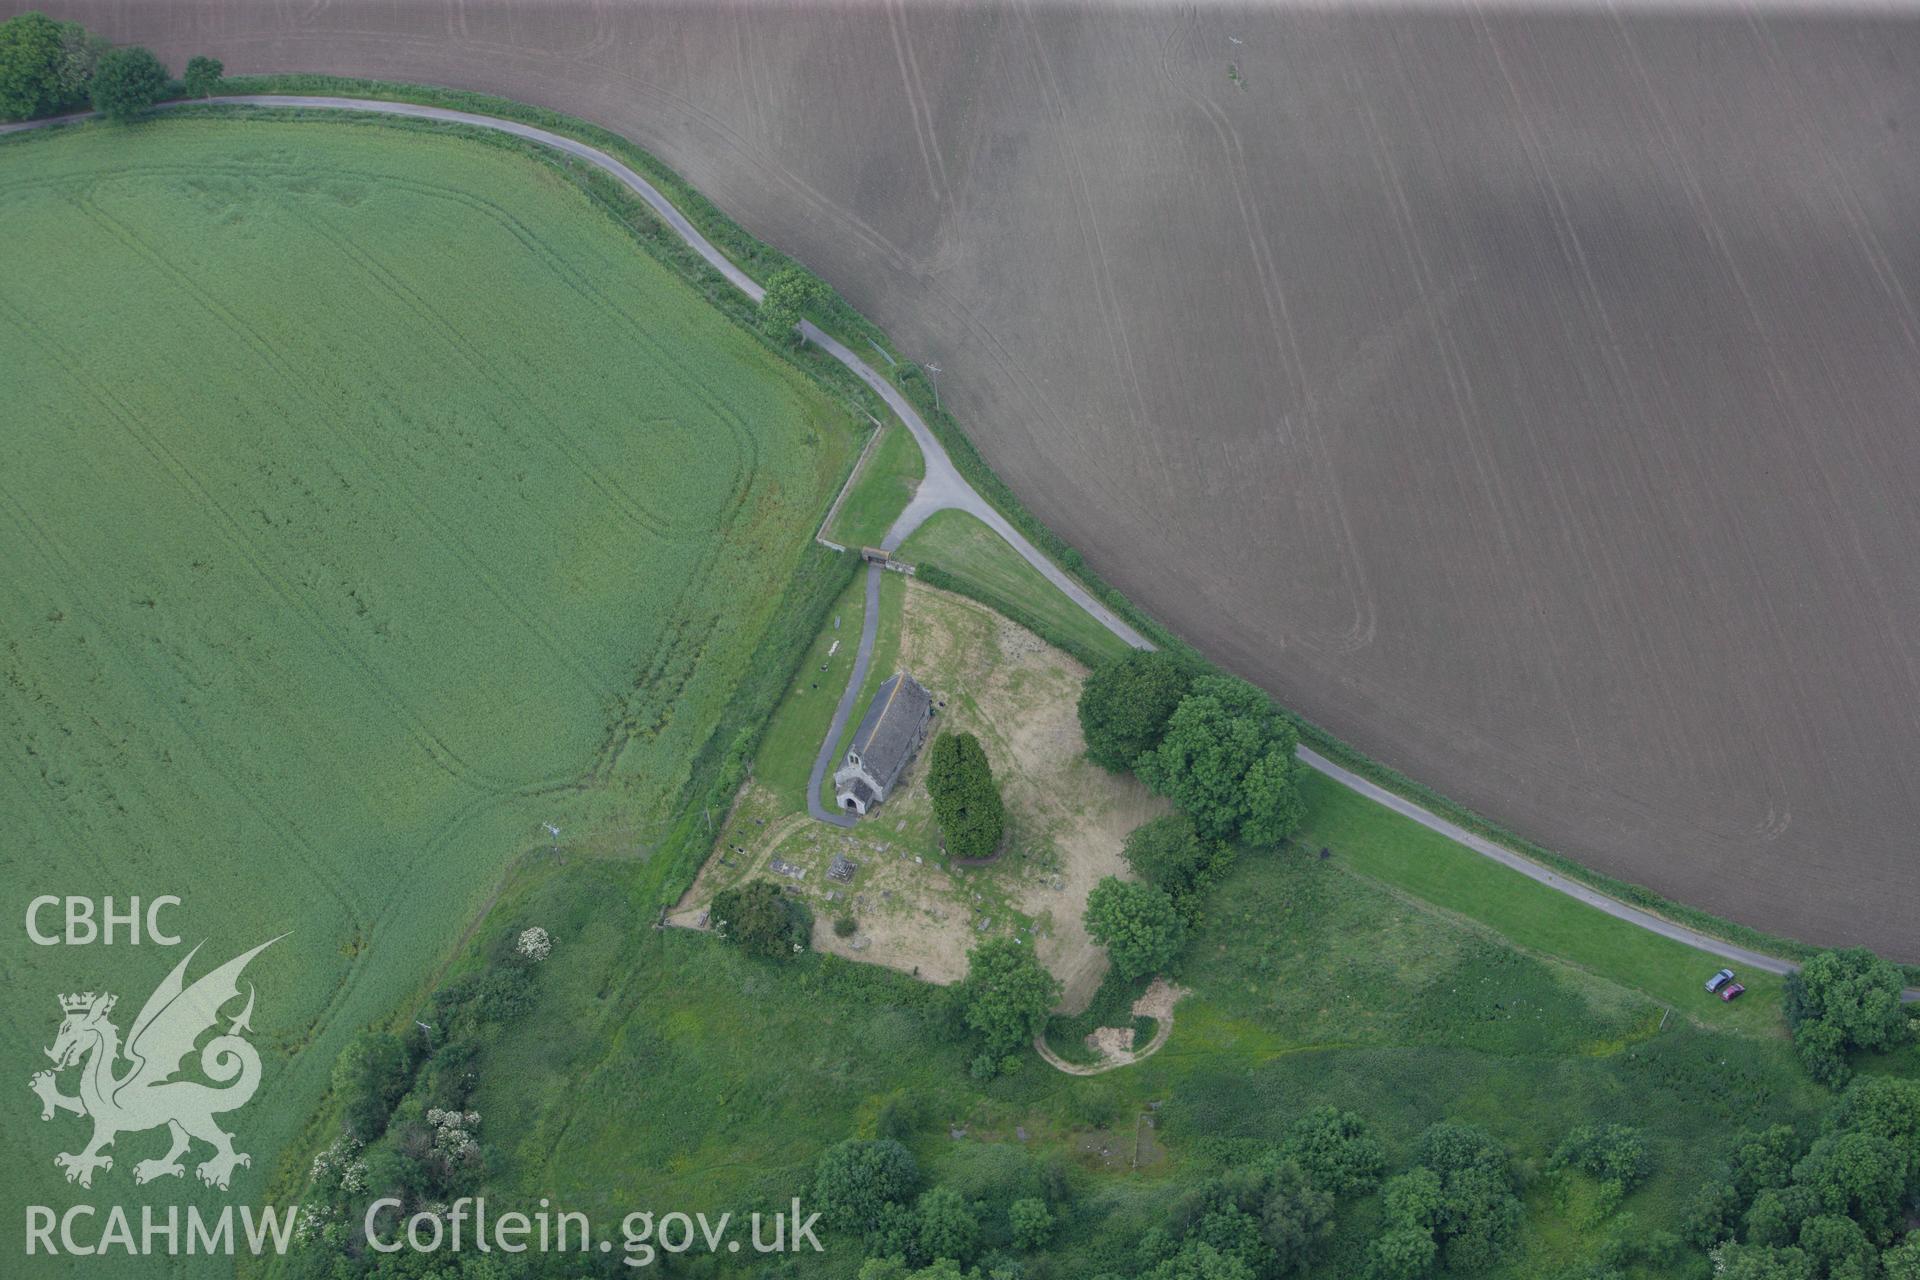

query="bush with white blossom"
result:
[298,1136,368,1243]
[428,1107,483,1163]
[515,927,552,962]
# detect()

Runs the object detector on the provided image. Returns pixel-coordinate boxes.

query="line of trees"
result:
[1073,652,1309,990]
[293,924,552,1269]
[818,1110,1389,1280]
[815,1102,1705,1280]
[0,12,221,123]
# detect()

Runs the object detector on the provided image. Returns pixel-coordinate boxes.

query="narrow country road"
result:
[11,97,1912,1001]
[1301,746,1849,987]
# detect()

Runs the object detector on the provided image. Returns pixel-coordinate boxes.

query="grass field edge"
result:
[814,413,885,549]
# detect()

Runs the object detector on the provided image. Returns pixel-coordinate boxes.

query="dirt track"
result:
[1036,979,1187,1076]
[26,1,1920,959]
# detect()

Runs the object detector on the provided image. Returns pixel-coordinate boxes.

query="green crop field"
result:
[0,116,854,1249]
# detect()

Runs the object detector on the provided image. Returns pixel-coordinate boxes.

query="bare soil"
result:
[1035,979,1189,1076]
[62,1,1920,956]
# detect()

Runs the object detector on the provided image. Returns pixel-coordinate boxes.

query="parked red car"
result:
[1719,982,1746,1002]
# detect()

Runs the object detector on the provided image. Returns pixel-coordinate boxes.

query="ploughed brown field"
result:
[29,1,1920,958]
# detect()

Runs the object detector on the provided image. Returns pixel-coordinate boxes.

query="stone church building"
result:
[833,672,933,815]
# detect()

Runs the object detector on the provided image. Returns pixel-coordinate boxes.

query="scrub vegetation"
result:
[279,741,1911,1280]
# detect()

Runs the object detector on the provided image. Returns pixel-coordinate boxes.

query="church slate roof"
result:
[848,673,932,791]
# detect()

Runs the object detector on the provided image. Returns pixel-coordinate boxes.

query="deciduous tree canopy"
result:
[1135,675,1303,846]
[0,12,67,120]
[758,264,829,343]
[1548,1123,1651,1214]
[913,1186,980,1266]
[1282,1107,1387,1197]
[955,936,1059,1060]
[183,54,223,98]
[711,879,811,960]
[814,1137,920,1233]
[1085,876,1185,981]
[1682,1075,1920,1274]
[1142,1122,1380,1280]
[50,21,109,110]
[1078,649,1192,771]
[1784,947,1910,1085]
[1009,1196,1055,1251]
[1122,812,1235,913]
[89,44,167,123]
[1370,1123,1522,1279]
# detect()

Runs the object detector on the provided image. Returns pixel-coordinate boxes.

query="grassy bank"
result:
[749,569,875,811]
[899,510,1134,668]
[1296,771,1787,1037]
[825,422,924,550]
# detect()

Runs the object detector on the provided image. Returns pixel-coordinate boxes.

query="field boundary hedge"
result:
[144,77,1908,980]
[646,545,858,908]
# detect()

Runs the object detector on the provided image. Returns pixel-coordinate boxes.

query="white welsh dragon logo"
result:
[29,937,281,1191]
